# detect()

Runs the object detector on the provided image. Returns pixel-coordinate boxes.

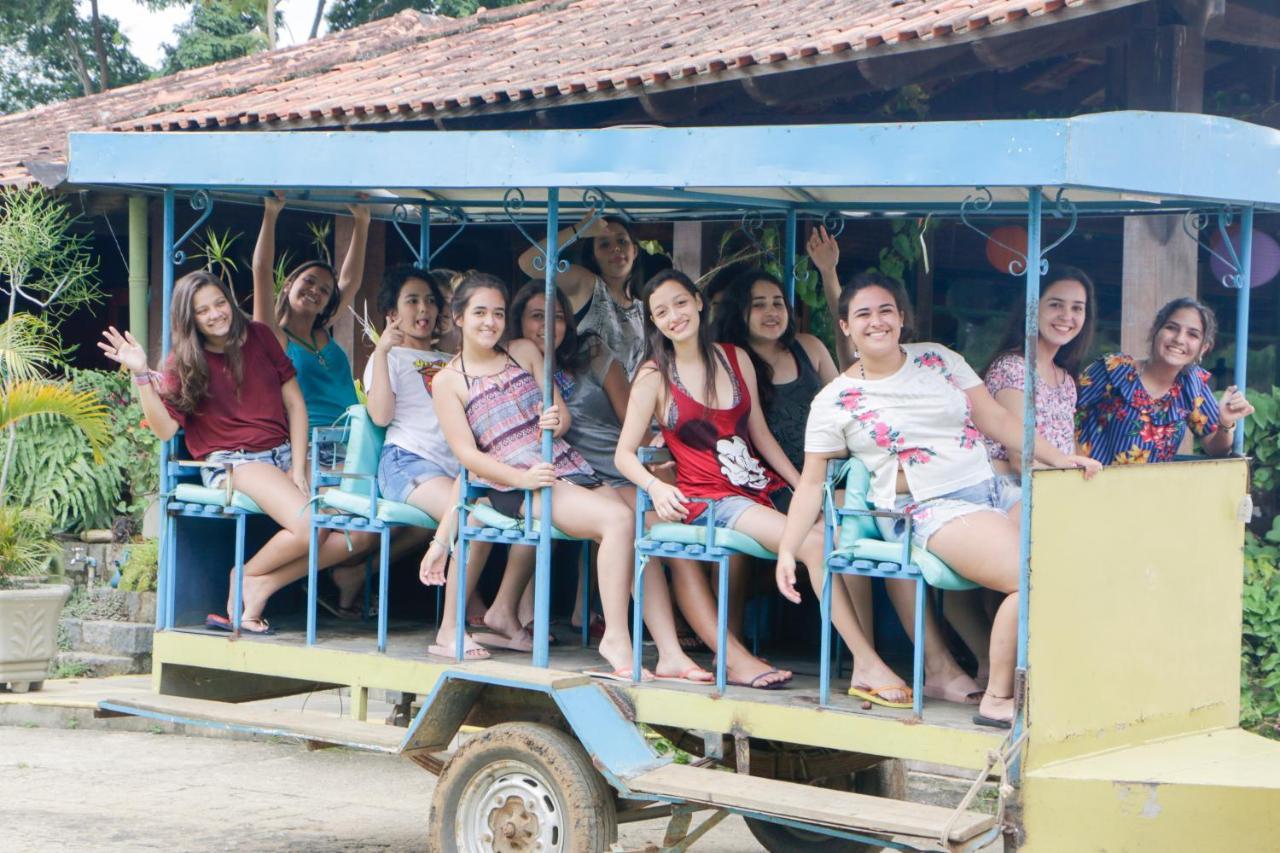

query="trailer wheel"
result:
[743,760,904,853]
[427,722,617,853]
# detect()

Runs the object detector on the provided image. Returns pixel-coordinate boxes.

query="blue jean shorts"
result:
[377,444,456,504]
[876,477,1021,550]
[695,495,760,530]
[200,441,292,488]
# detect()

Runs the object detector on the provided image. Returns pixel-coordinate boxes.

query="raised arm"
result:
[252,192,286,331]
[516,214,602,310]
[806,226,852,369]
[333,201,371,319]
[98,327,179,442]
[364,317,404,427]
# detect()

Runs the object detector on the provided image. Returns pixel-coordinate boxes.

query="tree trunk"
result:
[266,0,277,49]
[88,0,110,90]
[62,29,96,97]
[309,0,326,39]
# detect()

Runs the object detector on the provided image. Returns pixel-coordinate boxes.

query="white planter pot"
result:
[0,583,71,692]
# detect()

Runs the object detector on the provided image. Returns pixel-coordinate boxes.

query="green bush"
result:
[1242,534,1280,738]
[118,540,158,593]
[8,367,158,532]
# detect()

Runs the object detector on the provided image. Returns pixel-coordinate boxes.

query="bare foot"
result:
[653,650,711,681]
[331,563,364,609]
[482,606,524,641]
[429,629,490,661]
[596,627,635,674]
[850,662,909,705]
[977,692,1013,725]
[726,661,792,688]
[923,672,983,705]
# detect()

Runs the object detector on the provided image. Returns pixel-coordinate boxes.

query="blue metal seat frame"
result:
[449,468,592,661]
[630,447,776,693]
[305,405,440,652]
[819,458,978,716]
[157,432,263,633]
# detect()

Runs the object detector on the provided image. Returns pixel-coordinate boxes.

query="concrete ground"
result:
[0,726,763,852]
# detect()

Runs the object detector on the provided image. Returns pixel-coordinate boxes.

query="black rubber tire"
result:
[743,761,904,853]
[427,722,617,853]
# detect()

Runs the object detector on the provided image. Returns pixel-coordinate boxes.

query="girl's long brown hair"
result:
[985,265,1096,378]
[166,271,249,414]
[275,260,339,331]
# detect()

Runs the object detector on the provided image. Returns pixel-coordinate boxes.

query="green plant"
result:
[50,660,91,680]
[273,248,297,298]
[118,540,158,592]
[192,227,241,283]
[7,367,156,532]
[0,504,58,586]
[307,218,332,265]
[1242,533,1280,738]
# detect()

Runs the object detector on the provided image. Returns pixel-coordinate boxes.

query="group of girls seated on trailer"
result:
[97,201,1257,728]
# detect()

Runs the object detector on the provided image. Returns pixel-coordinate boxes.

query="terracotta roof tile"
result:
[3,0,1121,185]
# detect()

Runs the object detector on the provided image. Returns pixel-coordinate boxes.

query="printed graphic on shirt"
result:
[716,435,770,491]
[414,357,445,394]
[835,378,937,465]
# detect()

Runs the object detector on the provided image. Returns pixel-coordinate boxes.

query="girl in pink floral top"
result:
[983,267,1097,475]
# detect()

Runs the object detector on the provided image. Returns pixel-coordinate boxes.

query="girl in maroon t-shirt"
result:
[100,271,355,635]
[616,270,897,693]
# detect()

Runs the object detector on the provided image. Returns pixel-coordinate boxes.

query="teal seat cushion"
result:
[338,405,386,495]
[835,538,978,592]
[465,502,579,541]
[173,483,263,514]
[646,522,776,560]
[322,490,437,529]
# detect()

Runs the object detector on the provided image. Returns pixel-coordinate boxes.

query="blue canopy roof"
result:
[67,111,1280,218]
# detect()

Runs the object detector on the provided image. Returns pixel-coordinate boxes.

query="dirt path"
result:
[0,726,763,851]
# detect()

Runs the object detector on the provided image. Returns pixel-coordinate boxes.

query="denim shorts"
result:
[876,477,1021,550]
[697,494,760,530]
[377,444,457,504]
[201,441,292,488]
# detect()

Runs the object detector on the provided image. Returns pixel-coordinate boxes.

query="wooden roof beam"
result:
[972,6,1137,70]
[1206,2,1280,49]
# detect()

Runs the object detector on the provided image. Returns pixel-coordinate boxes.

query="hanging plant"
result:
[192,227,241,283]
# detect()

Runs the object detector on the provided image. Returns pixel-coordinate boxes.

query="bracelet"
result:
[132,371,156,387]
[644,476,657,494]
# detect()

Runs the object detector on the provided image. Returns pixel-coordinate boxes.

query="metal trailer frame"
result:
[68,111,1280,851]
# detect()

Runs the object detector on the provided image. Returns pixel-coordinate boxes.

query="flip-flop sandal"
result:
[205,613,233,632]
[848,685,913,709]
[729,669,792,690]
[587,667,655,683]
[427,641,491,661]
[473,626,535,653]
[973,713,1013,730]
[653,667,715,685]
[237,617,274,636]
[520,622,560,646]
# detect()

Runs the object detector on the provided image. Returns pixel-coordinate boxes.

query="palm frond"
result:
[1,381,110,463]
[0,313,64,384]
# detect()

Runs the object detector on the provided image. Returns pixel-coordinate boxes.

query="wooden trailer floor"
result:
[152,616,1006,770]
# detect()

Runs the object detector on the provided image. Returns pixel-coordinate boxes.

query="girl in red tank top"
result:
[616,270,908,696]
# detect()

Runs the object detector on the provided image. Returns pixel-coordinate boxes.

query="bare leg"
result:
[666,556,789,687]
[924,511,1020,724]
[482,546,535,641]
[882,579,982,702]
[942,590,993,681]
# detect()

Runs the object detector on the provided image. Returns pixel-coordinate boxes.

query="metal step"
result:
[96,693,406,753]
[625,762,995,847]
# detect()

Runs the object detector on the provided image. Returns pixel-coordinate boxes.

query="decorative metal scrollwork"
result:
[961,187,1028,275]
[1183,207,1245,288]
[821,210,846,238]
[504,188,569,274]
[1037,189,1079,274]
[390,203,423,265]
[737,210,774,262]
[558,187,609,255]
[172,190,213,266]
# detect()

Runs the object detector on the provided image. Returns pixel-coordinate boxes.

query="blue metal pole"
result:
[533,189,559,668]
[419,204,430,268]
[1014,188,1043,779]
[1233,207,1254,455]
[158,190,175,631]
[783,210,797,305]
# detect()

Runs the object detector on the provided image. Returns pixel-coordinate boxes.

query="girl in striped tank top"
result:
[424,272,704,680]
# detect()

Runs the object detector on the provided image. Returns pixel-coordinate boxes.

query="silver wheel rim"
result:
[456,758,564,852]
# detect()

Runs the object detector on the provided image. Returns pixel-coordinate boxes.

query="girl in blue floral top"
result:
[1076,298,1253,464]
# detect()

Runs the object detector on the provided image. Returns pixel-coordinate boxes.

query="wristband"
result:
[132,371,156,387]
[644,476,657,494]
